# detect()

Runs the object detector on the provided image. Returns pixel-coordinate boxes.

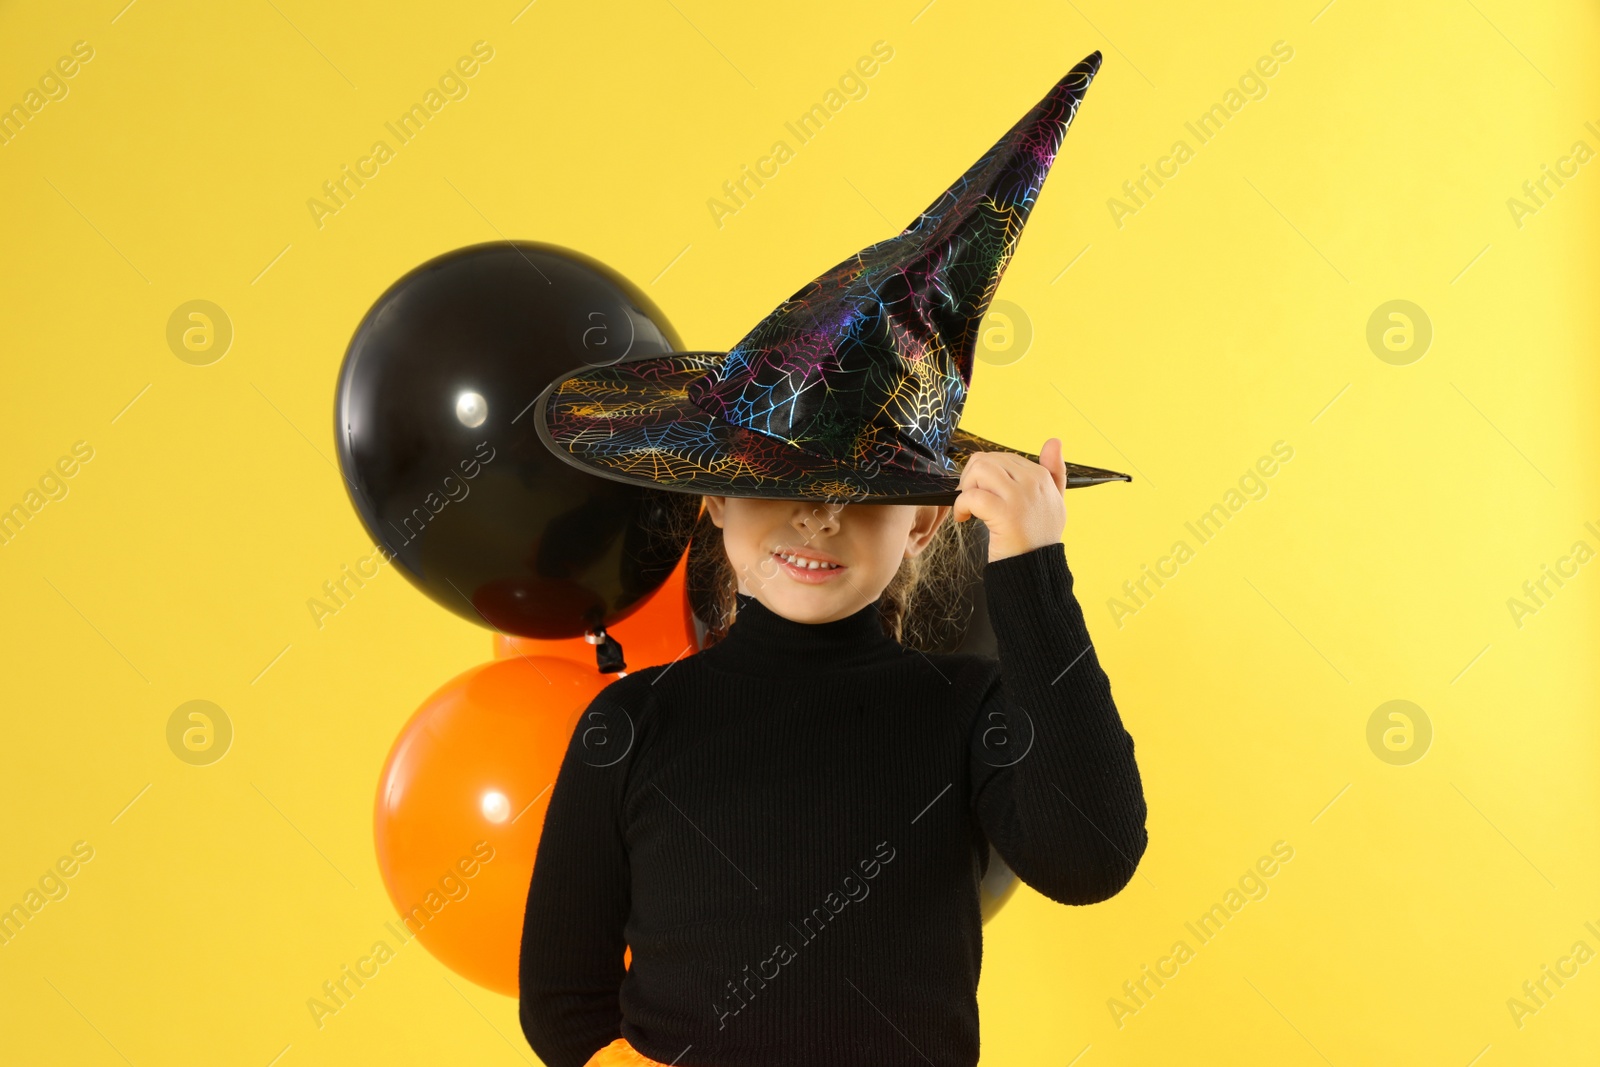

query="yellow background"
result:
[2,0,1597,1063]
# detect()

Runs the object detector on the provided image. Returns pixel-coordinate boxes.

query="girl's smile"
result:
[771,546,848,584]
[701,496,947,624]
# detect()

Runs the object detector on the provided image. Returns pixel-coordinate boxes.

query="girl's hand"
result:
[952,438,1068,562]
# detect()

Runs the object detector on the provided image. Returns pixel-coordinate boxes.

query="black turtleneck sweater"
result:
[518,543,1148,1067]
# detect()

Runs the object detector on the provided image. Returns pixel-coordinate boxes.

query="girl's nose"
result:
[791,502,842,537]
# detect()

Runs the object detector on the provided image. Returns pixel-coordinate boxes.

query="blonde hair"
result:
[686,504,986,652]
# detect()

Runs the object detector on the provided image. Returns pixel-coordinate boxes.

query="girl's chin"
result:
[758,588,874,625]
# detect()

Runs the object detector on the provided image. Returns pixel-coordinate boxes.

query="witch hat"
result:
[535,51,1129,504]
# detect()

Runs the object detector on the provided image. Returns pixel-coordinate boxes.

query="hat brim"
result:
[534,352,1131,504]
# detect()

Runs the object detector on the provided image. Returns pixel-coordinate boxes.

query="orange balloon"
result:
[373,655,608,996]
[493,551,698,672]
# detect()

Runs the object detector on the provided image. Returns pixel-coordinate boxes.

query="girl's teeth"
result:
[781,553,837,570]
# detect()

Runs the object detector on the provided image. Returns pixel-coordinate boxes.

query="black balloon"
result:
[334,241,700,640]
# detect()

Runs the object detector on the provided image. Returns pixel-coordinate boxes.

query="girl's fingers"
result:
[1039,438,1067,494]
[956,448,1068,556]
[959,454,1020,500]
[953,485,1003,520]
[988,453,1050,496]
[957,452,990,490]
[989,449,1062,497]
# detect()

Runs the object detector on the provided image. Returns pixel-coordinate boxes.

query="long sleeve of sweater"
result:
[969,542,1149,905]
[518,681,638,1067]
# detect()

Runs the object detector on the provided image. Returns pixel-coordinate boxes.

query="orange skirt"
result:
[584,1037,676,1067]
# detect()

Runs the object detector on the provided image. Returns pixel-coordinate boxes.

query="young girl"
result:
[519,51,1144,1067]
[518,441,1147,1067]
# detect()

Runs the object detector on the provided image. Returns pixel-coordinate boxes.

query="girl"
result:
[519,50,1144,1066]
[517,444,1148,1067]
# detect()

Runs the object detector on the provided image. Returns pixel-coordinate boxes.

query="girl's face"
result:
[702,496,949,625]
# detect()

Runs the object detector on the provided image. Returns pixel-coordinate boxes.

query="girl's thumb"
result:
[1040,438,1067,493]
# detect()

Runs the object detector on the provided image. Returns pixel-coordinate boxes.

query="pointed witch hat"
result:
[534,51,1129,504]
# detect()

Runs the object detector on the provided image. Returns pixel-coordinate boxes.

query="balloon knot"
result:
[589,629,626,674]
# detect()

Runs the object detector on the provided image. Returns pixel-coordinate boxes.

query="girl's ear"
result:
[903,505,950,558]
[703,495,728,529]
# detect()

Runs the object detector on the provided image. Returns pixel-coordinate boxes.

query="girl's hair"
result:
[685,504,988,653]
